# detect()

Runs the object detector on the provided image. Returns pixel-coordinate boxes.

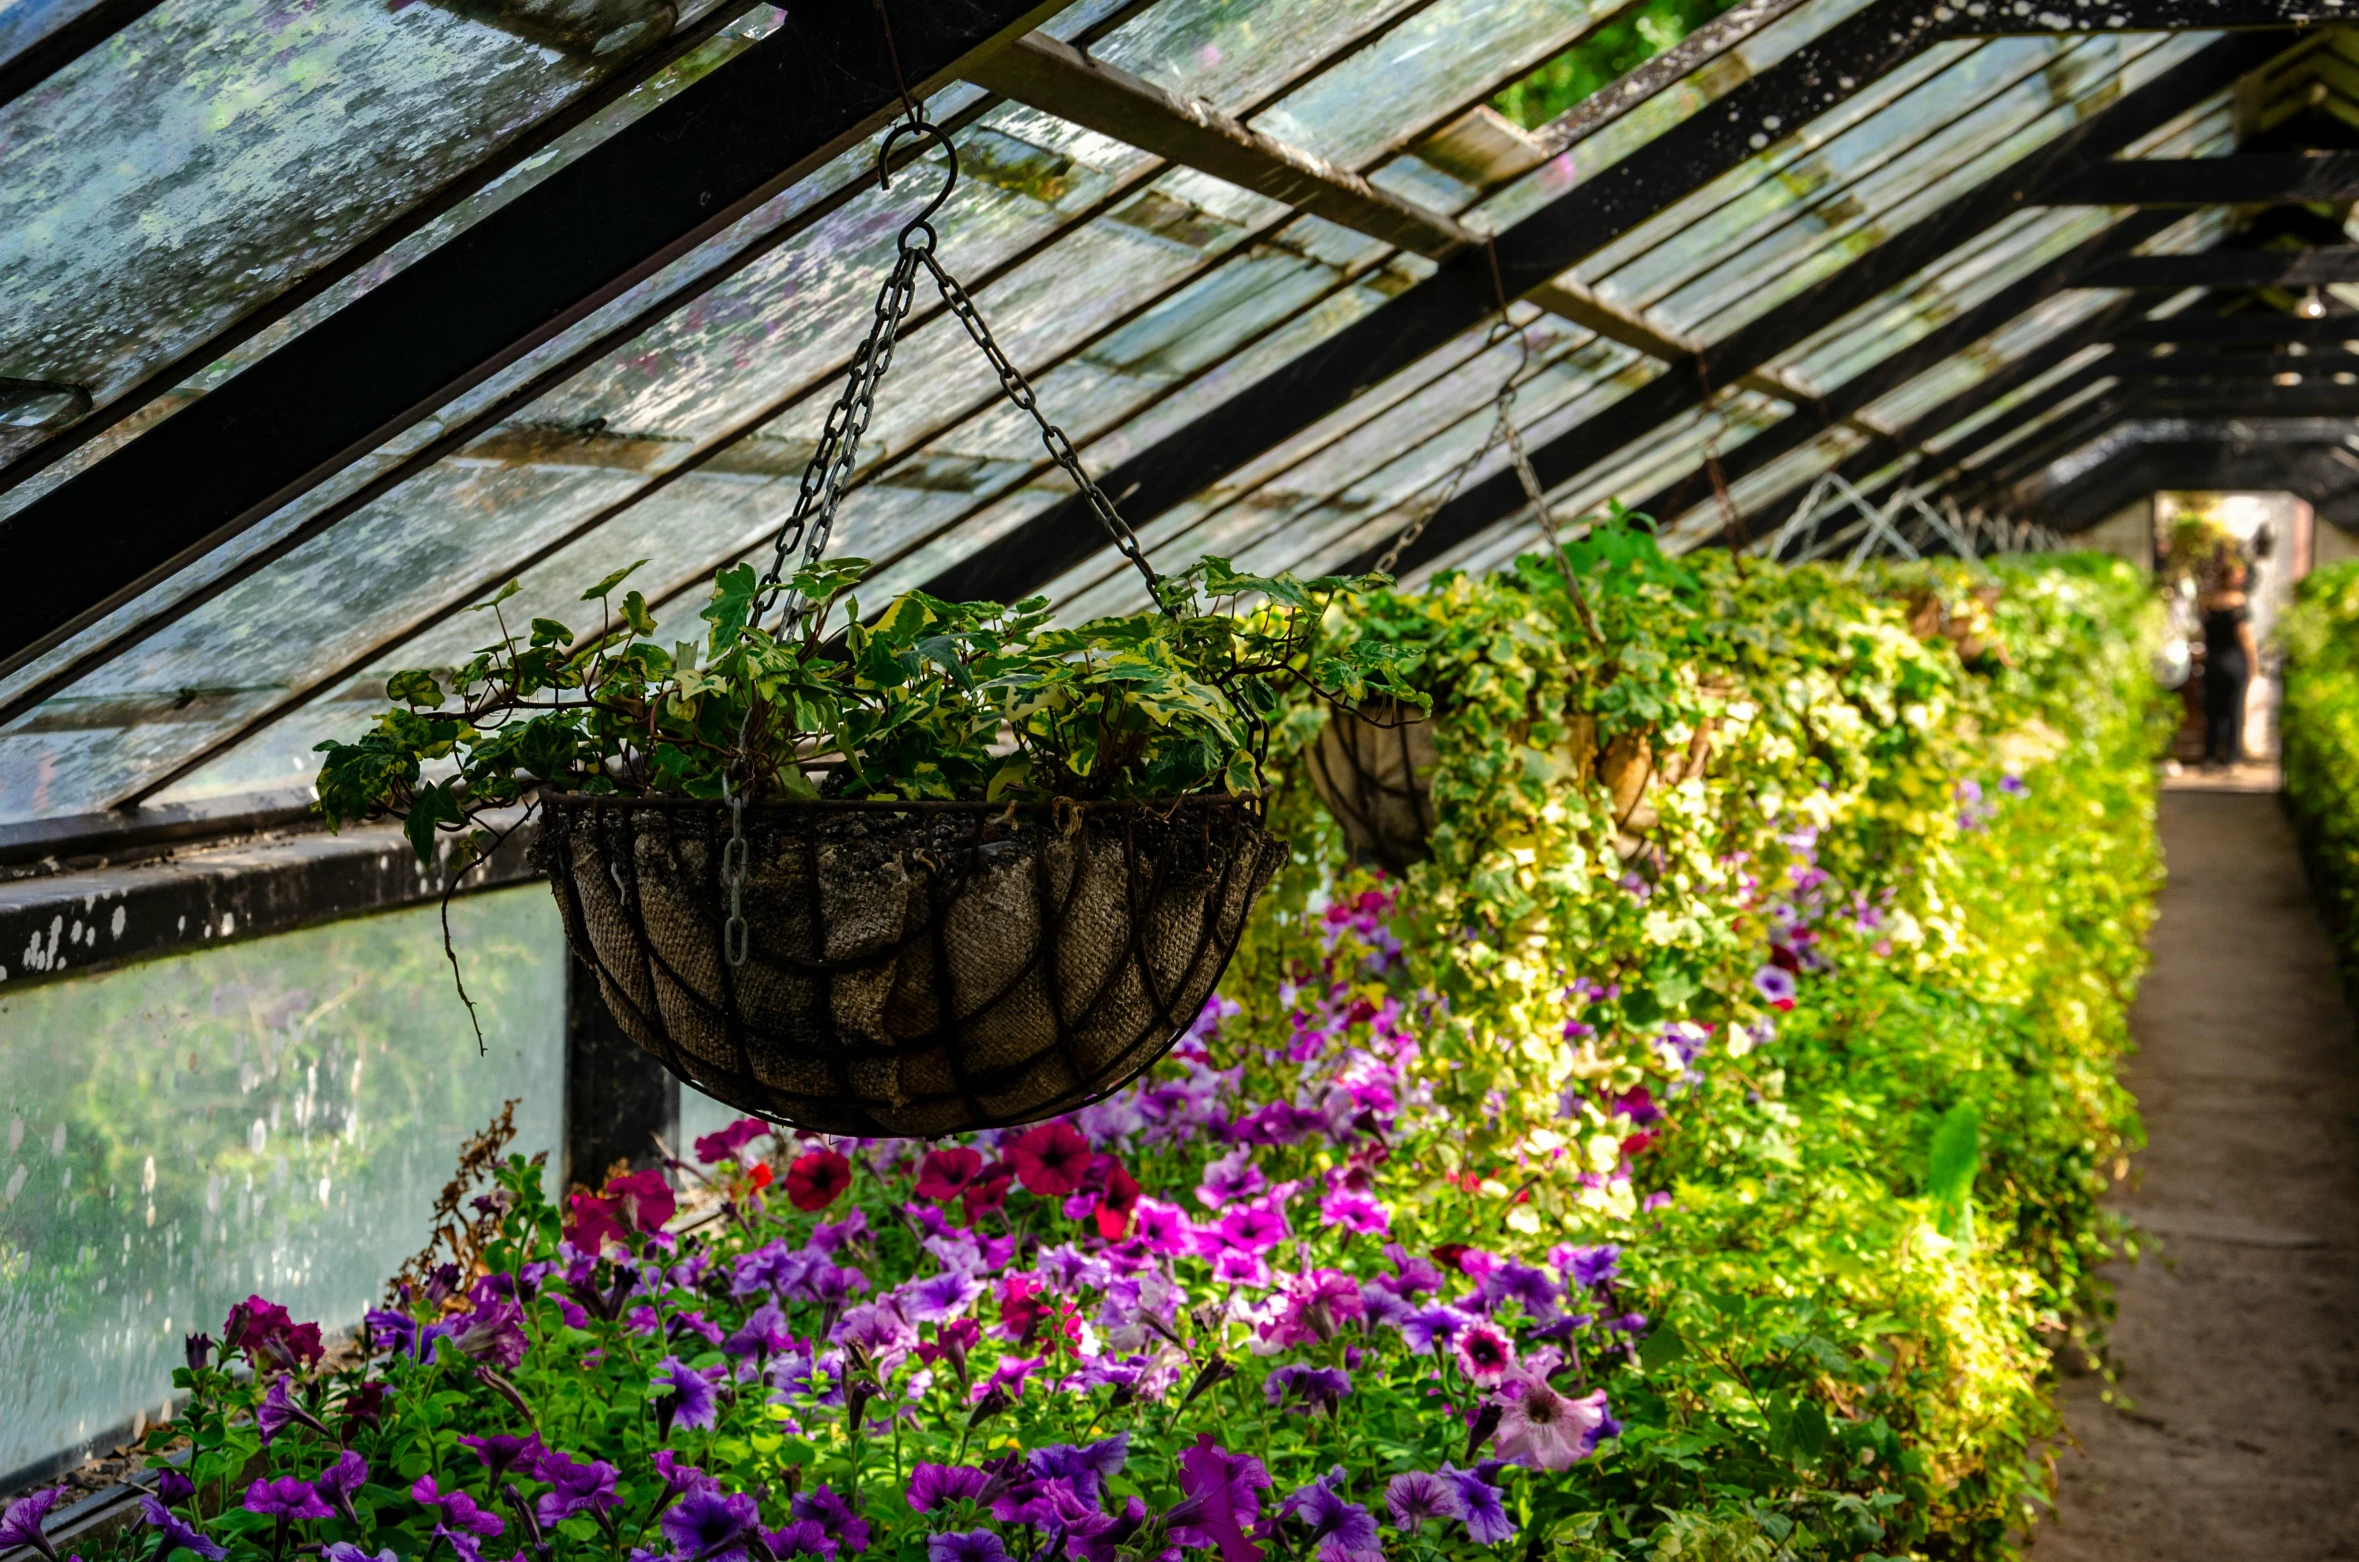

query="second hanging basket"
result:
[537,792,1286,1137]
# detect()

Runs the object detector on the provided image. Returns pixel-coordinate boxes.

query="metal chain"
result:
[722,783,750,966]
[758,244,926,624]
[914,249,1173,618]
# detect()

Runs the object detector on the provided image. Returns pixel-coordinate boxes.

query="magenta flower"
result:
[927,1534,1008,1562]
[1382,1472,1460,1533]
[1216,1202,1289,1254]
[1194,1148,1266,1209]
[693,1117,771,1165]
[1210,1248,1271,1288]
[534,1451,618,1529]
[655,1355,720,1434]
[244,1478,330,1523]
[410,1476,503,1538]
[906,1463,994,1513]
[1453,1321,1517,1383]
[458,1433,542,1480]
[661,1490,760,1562]
[1318,1191,1389,1236]
[136,1496,226,1562]
[914,1147,987,1202]
[967,1355,1040,1405]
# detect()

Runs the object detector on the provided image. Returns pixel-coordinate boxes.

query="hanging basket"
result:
[1305,697,1719,871]
[535,792,1286,1137]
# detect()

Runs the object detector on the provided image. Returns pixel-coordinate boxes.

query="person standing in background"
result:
[2201,557,2259,767]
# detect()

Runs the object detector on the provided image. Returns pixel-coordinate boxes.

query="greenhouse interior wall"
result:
[9,0,2359,1554]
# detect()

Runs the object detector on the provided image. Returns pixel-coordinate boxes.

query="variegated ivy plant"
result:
[312,554,1419,863]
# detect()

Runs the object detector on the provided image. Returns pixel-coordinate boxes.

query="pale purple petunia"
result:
[1382,1472,1461,1533]
[1283,1481,1382,1562]
[655,1355,720,1432]
[1437,1467,1513,1545]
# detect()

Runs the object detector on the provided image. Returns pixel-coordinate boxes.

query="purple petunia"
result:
[654,1355,720,1434]
[906,1463,994,1513]
[1478,1262,1561,1321]
[723,1302,795,1361]
[927,1533,1008,1562]
[312,1450,368,1524]
[1556,1243,1621,1292]
[1398,1305,1475,1354]
[1028,1435,1130,1503]
[1436,1467,1513,1545]
[1265,1364,1352,1415]
[661,1489,760,1562]
[137,1496,226,1562]
[458,1434,542,1480]
[410,1477,503,1538]
[1170,1436,1272,1562]
[1382,1472,1461,1533]
[535,1450,619,1529]
[1751,965,1797,1009]
[1,1489,67,1562]
[790,1484,871,1556]
[244,1478,331,1523]
[321,1547,396,1562]
[1283,1480,1381,1562]
[899,1271,986,1325]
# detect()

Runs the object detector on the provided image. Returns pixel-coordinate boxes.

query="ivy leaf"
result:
[580,560,648,601]
[403,780,465,866]
[467,580,523,613]
[619,590,658,638]
[703,564,763,653]
[384,669,444,709]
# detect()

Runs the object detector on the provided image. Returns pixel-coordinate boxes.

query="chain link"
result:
[722,784,750,967]
[915,250,1171,617]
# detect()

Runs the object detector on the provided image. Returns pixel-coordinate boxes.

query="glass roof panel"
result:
[0,0,750,467]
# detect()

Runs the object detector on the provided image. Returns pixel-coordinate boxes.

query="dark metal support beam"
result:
[924,8,2313,599]
[0,0,1071,682]
[1336,32,2277,576]
[2110,348,2359,374]
[2111,310,2359,344]
[2083,244,2359,288]
[564,961,677,1191]
[2038,151,2359,205]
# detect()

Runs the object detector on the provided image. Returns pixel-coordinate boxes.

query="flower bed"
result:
[5,542,2163,1562]
[2282,560,2359,966]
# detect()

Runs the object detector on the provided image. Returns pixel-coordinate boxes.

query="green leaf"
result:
[1927,1101,1981,1244]
[384,669,444,709]
[403,781,465,866]
[581,559,649,600]
[467,580,523,613]
[1638,1322,1685,1372]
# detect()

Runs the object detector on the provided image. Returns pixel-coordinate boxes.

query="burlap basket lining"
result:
[535,793,1285,1138]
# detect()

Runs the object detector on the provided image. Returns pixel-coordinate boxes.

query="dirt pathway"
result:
[2033,784,2359,1559]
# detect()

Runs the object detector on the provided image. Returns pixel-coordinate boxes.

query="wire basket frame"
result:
[537,793,1286,1137]
[1302,702,1439,877]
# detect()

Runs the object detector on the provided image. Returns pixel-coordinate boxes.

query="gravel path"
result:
[2033,784,2359,1559]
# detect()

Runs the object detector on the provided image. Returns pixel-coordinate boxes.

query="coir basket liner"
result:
[536,792,1286,1138]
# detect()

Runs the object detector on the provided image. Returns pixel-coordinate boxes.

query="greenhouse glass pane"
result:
[0,0,706,466]
[1088,0,1436,117]
[0,886,564,1479]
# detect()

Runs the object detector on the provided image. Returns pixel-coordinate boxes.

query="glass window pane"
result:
[0,886,565,1477]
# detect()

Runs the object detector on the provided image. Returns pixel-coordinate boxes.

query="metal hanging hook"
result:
[877,120,958,249]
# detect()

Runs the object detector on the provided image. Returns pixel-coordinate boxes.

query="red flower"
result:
[564,1191,629,1255]
[1431,1242,1472,1272]
[914,1147,985,1202]
[1009,1121,1092,1196]
[604,1168,676,1233]
[222,1295,325,1369]
[747,1162,775,1190]
[961,1165,1014,1224]
[1620,1130,1660,1157]
[993,1274,1049,1347]
[785,1148,852,1212]
[1092,1161,1142,1240]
